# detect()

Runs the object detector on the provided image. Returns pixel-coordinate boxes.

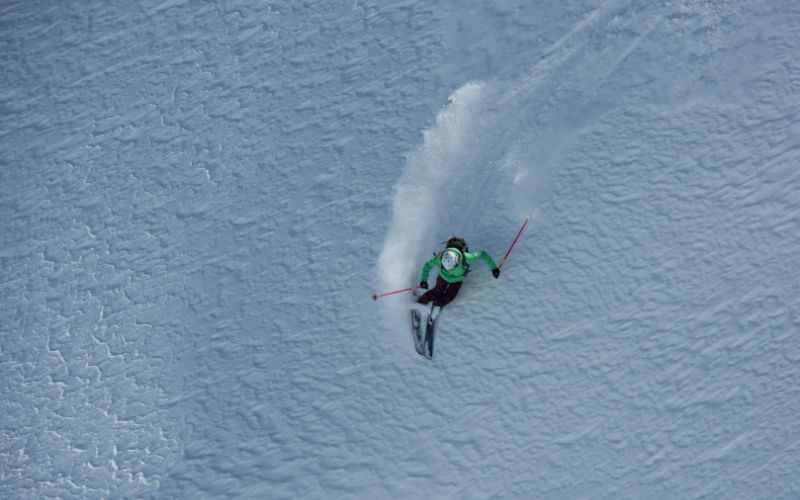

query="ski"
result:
[422,305,441,360]
[410,309,425,356]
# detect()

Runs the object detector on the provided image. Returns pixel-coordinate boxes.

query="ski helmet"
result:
[441,250,460,271]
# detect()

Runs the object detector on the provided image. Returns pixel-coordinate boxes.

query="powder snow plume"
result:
[377,83,486,305]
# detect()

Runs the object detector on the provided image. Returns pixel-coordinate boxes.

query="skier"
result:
[409,237,502,359]
[417,237,501,309]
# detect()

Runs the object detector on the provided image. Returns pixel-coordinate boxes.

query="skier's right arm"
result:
[419,257,440,284]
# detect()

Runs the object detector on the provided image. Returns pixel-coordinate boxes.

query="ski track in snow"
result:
[3,0,800,498]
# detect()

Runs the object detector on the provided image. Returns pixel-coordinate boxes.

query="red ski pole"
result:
[372,285,422,301]
[498,216,529,269]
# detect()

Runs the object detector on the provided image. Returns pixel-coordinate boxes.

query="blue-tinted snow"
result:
[2,1,799,498]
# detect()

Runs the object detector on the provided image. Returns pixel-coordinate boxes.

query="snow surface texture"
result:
[2,0,800,498]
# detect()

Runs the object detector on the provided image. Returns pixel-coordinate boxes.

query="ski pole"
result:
[372,285,421,301]
[498,216,529,269]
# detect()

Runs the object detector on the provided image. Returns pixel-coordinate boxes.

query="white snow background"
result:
[2,0,800,498]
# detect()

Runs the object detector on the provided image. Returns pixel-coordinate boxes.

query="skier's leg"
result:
[429,303,442,322]
[432,280,462,308]
[417,276,448,305]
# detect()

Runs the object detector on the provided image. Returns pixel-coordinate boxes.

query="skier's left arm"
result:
[419,256,440,287]
[466,251,501,278]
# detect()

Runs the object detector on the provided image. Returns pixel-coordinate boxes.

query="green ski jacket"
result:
[420,248,498,284]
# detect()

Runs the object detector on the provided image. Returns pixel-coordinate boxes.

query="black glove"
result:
[419,281,428,290]
[492,268,501,279]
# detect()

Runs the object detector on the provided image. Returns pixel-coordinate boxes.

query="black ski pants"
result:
[418,276,462,308]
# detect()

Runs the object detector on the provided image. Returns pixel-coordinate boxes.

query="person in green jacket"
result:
[418,237,500,308]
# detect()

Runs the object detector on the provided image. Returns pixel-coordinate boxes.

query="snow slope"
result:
[3,0,800,498]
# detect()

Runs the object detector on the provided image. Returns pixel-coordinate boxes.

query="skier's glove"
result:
[419,281,428,289]
[492,268,501,279]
